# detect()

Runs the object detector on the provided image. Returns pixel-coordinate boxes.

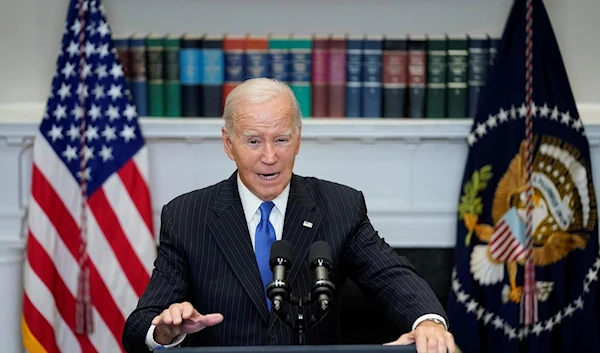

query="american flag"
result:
[21,0,156,352]
[489,207,528,263]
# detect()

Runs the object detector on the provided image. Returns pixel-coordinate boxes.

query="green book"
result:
[146,34,165,116]
[164,34,181,117]
[288,35,312,118]
[426,35,447,118]
[268,35,290,84]
[446,36,468,118]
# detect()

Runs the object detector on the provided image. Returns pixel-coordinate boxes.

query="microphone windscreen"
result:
[308,240,332,265]
[269,240,293,263]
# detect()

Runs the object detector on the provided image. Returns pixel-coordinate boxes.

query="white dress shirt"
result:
[145,175,445,349]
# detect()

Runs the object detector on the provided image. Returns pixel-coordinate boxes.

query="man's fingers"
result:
[415,330,428,353]
[383,332,414,345]
[151,314,161,326]
[161,308,174,325]
[181,302,195,320]
[169,304,184,325]
[445,332,457,353]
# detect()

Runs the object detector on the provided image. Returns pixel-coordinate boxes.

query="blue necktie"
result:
[255,201,276,311]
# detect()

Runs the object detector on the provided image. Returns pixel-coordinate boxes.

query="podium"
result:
[168,345,416,353]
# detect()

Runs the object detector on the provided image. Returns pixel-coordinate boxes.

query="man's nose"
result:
[261,143,277,164]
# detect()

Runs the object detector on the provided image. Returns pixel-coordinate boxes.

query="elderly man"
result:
[122,78,455,353]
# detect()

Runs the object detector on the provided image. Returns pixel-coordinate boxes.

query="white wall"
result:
[1,0,599,104]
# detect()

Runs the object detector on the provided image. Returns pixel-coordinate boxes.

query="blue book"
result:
[203,36,224,117]
[128,35,148,117]
[180,35,203,117]
[362,36,383,118]
[468,35,489,117]
[345,36,363,117]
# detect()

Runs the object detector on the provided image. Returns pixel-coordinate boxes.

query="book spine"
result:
[223,35,246,108]
[362,37,383,118]
[289,37,312,118]
[269,36,290,83]
[446,37,468,118]
[245,36,269,79]
[345,37,363,118]
[311,36,329,117]
[425,37,448,118]
[468,37,489,117]
[113,37,132,92]
[164,36,181,117]
[203,36,224,117]
[407,37,427,118]
[129,36,148,117]
[382,38,407,118]
[328,36,346,118]
[180,36,203,117]
[146,35,165,117]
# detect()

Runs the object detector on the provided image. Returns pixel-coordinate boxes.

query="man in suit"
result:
[122,78,456,353]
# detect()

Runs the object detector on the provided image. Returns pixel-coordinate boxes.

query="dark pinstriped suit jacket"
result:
[122,172,447,352]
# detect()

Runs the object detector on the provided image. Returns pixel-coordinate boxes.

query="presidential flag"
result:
[21,0,157,352]
[448,0,600,352]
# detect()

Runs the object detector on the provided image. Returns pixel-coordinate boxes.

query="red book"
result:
[311,35,329,117]
[328,36,346,117]
[222,35,246,109]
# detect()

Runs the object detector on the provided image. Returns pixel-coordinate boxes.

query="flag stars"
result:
[97,20,110,37]
[61,61,76,78]
[66,124,81,141]
[561,111,571,125]
[109,63,124,80]
[518,103,528,118]
[82,63,93,79]
[539,103,550,117]
[107,84,123,100]
[457,290,469,303]
[467,133,477,146]
[77,167,92,181]
[47,125,64,142]
[483,312,494,324]
[84,41,97,58]
[101,125,117,142]
[66,41,79,57]
[532,322,544,336]
[487,114,498,128]
[105,105,120,121]
[544,317,554,331]
[62,145,78,162]
[586,268,598,283]
[497,108,509,122]
[510,105,517,119]
[572,119,583,131]
[86,125,99,141]
[492,317,504,330]
[70,19,82,35]
[89,104,102,121]
[123,104,137,121]
[120,125,137,142]
[77,83,89,99]
[530,102,538,116]
[99,145,114,162]
[53,104,68,121]
[57,83,72,100]
[97,43,110,58]
[466,299,478,312]
[593,258,600,270]
[575,296,584,309]
[83,145,95,162]
[564,303,576,317]
[96,64,108,79]
[72,105,83,120]
[93,84,105,100]
[475,122,487,137]
[551,106,560,120]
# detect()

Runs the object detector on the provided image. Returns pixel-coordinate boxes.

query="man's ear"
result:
[222,127,235,161]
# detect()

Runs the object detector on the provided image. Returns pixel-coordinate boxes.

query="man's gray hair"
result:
[222,78,302,138]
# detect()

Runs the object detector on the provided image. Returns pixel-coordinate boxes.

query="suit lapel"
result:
[282,175,322,287]
[208,172,270,323]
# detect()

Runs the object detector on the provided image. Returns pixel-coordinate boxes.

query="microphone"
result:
[266,240,293,311]
[308,241,335,311]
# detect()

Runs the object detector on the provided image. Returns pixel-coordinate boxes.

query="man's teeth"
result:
[260,173,278,180]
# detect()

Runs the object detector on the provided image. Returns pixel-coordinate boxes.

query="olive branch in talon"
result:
[458,165,493,246]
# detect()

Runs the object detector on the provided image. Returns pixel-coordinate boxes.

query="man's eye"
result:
[249,140,258,145]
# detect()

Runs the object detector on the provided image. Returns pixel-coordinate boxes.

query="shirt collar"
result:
[237,173,290,224]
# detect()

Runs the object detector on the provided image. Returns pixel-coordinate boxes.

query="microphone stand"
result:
[272,292,330,345]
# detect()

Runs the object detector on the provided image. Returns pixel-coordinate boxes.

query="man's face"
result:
[222,94,301,201]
